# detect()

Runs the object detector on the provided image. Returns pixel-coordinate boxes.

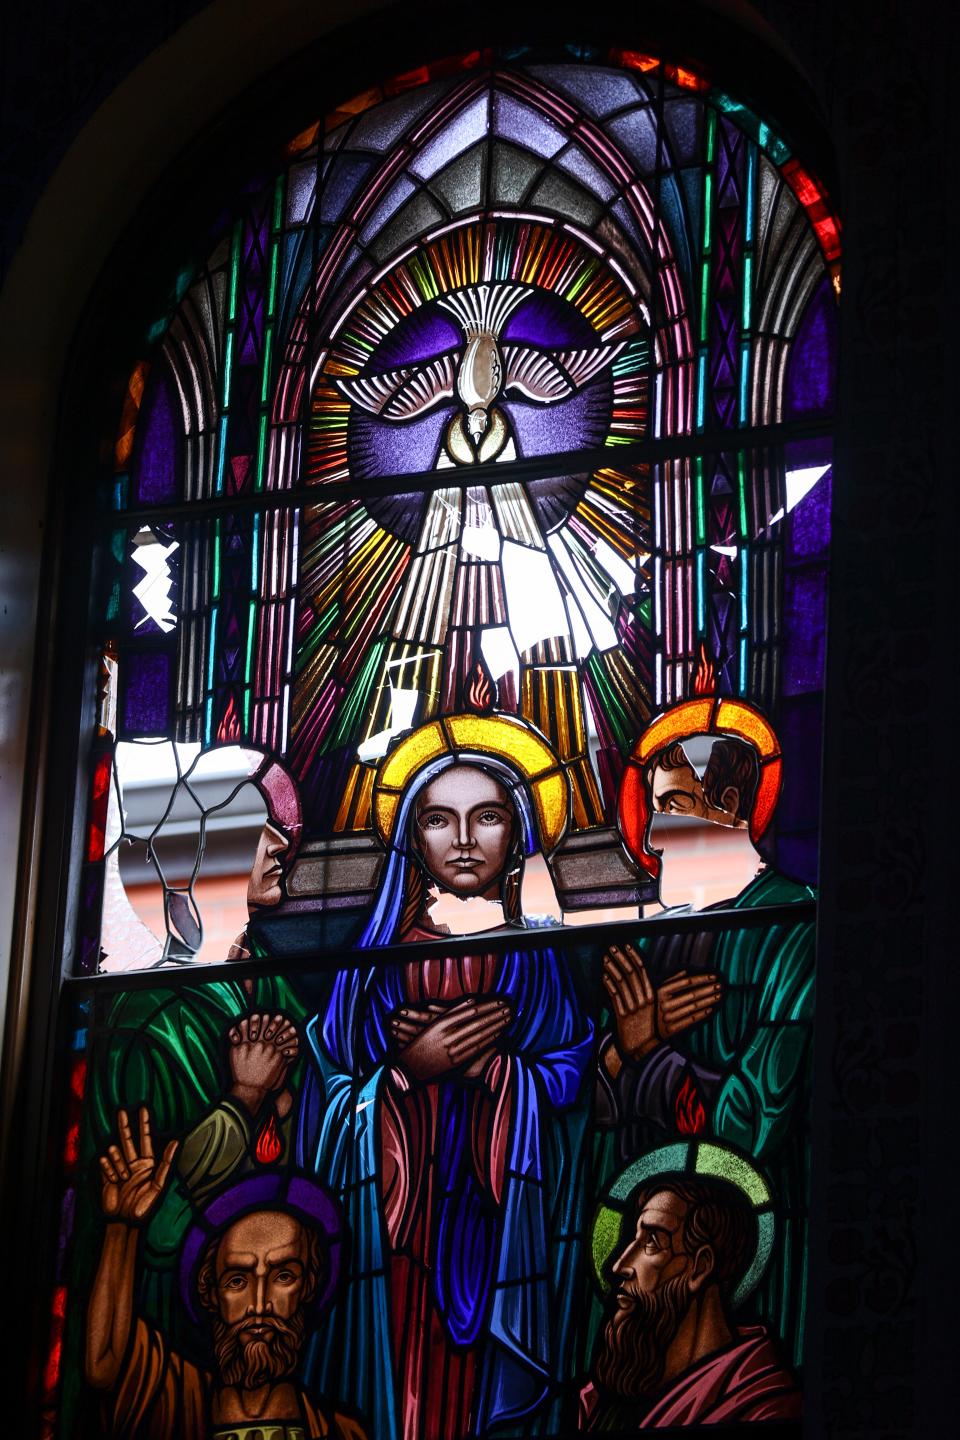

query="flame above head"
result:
[465,659,495,714]
[217,691,242,742]
[692,644,716,697]
[674,1074,706,1135]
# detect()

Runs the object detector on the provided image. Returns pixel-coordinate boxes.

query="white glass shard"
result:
[356,685,420,762]
[480,626,520,683]
[500,541,570,654]
[131,528,180,633]
[566,593,594,659]
[594,537,641,596]
[785,464,830,512]
[547,533,619,651]
[460,523,502,561]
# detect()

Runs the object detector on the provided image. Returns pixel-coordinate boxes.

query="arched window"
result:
[36,42,837,1439]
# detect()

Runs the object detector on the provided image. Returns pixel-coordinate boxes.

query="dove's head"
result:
[466,407,489,443]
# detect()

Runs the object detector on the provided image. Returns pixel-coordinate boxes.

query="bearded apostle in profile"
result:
[581,1167,800,1430]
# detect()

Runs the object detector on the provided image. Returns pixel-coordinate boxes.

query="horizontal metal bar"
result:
[95,418,832,530]
[63,898,816,994]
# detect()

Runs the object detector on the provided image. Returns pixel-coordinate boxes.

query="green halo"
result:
[590,1141,775,1309]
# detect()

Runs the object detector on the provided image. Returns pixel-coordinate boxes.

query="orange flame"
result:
[466,660,494,714]
[692,644,716,696]
[217,691,241,742]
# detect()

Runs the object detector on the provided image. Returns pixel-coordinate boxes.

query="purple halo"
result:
[179,1172,342,1323]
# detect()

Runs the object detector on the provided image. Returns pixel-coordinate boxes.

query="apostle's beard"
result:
[594,1272,692,1400]
[213,1310,305,1390]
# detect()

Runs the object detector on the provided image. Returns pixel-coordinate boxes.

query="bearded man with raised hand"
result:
[85,1105,365,1440]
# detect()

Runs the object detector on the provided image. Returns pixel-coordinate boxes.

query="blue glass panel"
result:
[663,99,702,167]
[286,159,316,226]
[657,173,693,282]
[680,168,703,255]
[320,154,374,225]
[278,230,312,330]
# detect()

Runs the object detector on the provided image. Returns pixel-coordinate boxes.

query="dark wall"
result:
[2,2,956,1436]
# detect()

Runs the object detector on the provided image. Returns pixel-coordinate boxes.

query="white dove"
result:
[334,282,627,467]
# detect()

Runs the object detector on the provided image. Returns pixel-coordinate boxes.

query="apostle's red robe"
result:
[580,1325,801,1429]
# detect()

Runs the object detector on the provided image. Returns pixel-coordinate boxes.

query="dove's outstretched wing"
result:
[502,342,627,404]
[335,353,459,421]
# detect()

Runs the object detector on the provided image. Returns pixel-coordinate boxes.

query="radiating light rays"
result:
[289,84,676,840]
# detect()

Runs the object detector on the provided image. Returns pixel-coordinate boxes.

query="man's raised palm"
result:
[99,1107,177,1223]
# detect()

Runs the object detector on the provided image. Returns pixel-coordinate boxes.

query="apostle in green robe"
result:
[600,721,815,1368]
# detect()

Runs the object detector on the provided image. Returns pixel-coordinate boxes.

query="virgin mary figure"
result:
[297,713,593,1440]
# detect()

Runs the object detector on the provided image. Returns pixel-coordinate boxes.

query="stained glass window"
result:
[44,46,837,1439]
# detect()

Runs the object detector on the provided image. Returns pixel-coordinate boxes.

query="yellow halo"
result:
[372,713,571,854]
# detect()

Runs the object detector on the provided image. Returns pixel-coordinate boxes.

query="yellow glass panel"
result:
[333,763,362,832]
[447,713,553,777]
[637,699,714,762]
[532,772,569,851]
[715,700,778,758]
[373,790,400,841]
[353,763,376,830]
[378,720,447,791]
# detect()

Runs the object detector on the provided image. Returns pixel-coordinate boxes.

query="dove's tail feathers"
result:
[438,283,532,339]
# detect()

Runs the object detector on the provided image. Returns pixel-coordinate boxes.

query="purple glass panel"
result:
[607,107,659,174]
[784,435,832,470]
[775,693,823,886]
[493,94,566,158]
[502,291,594,348]
[782,567,827,695]
[526,65,643,117]
[123,652,171,735]
[135,372,178,503]
[409,92,488,180]
[555,144,617,202]
[784,276,837,420]
[359,175,416,246]
[374,307,461,368]
[503,379,610,457]
[788,467,832,562]
[777,830,819,887]
[350,407,448,479]
[238,284,265,365]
